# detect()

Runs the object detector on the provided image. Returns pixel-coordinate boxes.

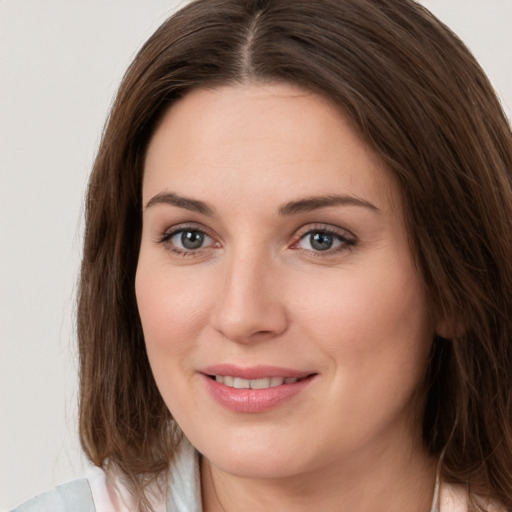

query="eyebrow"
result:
[145,191,380,216]
[145,192,215,216]
[279,194,380,215]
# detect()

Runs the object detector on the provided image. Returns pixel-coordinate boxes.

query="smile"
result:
[202,367,316,413]
[212,375,301,389]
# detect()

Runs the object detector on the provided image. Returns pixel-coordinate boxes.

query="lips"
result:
[213,375,301,389]
[202,364,313,380]
[200,364,316,413]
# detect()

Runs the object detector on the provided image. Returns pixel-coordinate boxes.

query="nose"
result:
[210,249,288,344]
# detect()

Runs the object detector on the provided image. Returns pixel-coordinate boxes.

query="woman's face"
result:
[136,83,435,479]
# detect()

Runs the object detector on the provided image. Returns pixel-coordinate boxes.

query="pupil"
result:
[310,232,333,251]
[181,231,204,249]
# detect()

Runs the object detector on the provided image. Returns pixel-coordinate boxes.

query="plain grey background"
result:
[1,1,511,509]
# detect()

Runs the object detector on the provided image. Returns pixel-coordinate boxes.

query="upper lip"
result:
[200,364,315,380]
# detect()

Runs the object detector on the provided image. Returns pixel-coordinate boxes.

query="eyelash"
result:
[157,224,217,257]
[290,224,356,257]
[157,223,356,258]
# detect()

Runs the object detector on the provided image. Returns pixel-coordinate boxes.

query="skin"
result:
[136,83,438,512]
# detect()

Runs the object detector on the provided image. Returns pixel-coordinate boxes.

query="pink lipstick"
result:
[200,364,316,413]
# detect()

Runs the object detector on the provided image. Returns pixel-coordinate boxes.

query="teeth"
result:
[270,377,283,387]
[214,375,299,389]
[251,378,272,389]
[233,377,250,389]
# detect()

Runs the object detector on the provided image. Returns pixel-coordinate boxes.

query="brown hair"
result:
[78,0,512,509]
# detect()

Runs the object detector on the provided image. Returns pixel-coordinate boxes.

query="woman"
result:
[12,0,512,511]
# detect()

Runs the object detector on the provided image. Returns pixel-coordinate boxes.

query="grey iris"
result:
[310,232,334,251]
[181,230,204,249]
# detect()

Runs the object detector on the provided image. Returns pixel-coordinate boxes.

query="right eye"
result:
[160,227,218,256]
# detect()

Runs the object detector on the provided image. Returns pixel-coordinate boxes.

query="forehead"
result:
[143,83,400,214]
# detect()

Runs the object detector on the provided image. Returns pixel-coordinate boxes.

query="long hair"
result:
[78,0,512,509]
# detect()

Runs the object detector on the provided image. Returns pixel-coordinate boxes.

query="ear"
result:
[435,316,465,340]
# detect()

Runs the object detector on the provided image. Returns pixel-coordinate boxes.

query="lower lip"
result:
[201,374,314,413]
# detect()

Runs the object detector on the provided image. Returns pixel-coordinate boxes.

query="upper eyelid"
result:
[293,223,355,240]
[155,221,355,246]
[160,222,214,237]
[158,227,218,256]
[154,224,217,249]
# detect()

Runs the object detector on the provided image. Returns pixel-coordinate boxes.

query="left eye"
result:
[167,229,214,251]
[296,230,351,252]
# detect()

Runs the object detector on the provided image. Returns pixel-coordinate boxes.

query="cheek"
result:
[135,259,212,362]
[292,256,433,367]
[291,261,433,440]
[134,259,215,419]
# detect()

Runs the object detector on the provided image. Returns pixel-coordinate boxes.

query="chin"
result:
[193,428,311,479]
[208,452,302,480]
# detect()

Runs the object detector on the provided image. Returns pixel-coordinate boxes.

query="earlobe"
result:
[435,317,465,340]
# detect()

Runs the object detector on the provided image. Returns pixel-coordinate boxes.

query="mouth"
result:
[201,365,317,413]
[208,374,308,389]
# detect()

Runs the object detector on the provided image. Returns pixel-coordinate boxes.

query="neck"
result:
[201,438,437,512]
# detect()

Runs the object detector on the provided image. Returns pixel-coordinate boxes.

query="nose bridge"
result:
[211,242,287,342]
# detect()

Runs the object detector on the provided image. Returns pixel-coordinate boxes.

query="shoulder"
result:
[439,481,468,512]
[9,478,95,512]
[9,467,139,512]
[86,440,201,512]
[10,439,200,512]
[440,482,507,512]
[167,437,202,512]
[9,466,136,512]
